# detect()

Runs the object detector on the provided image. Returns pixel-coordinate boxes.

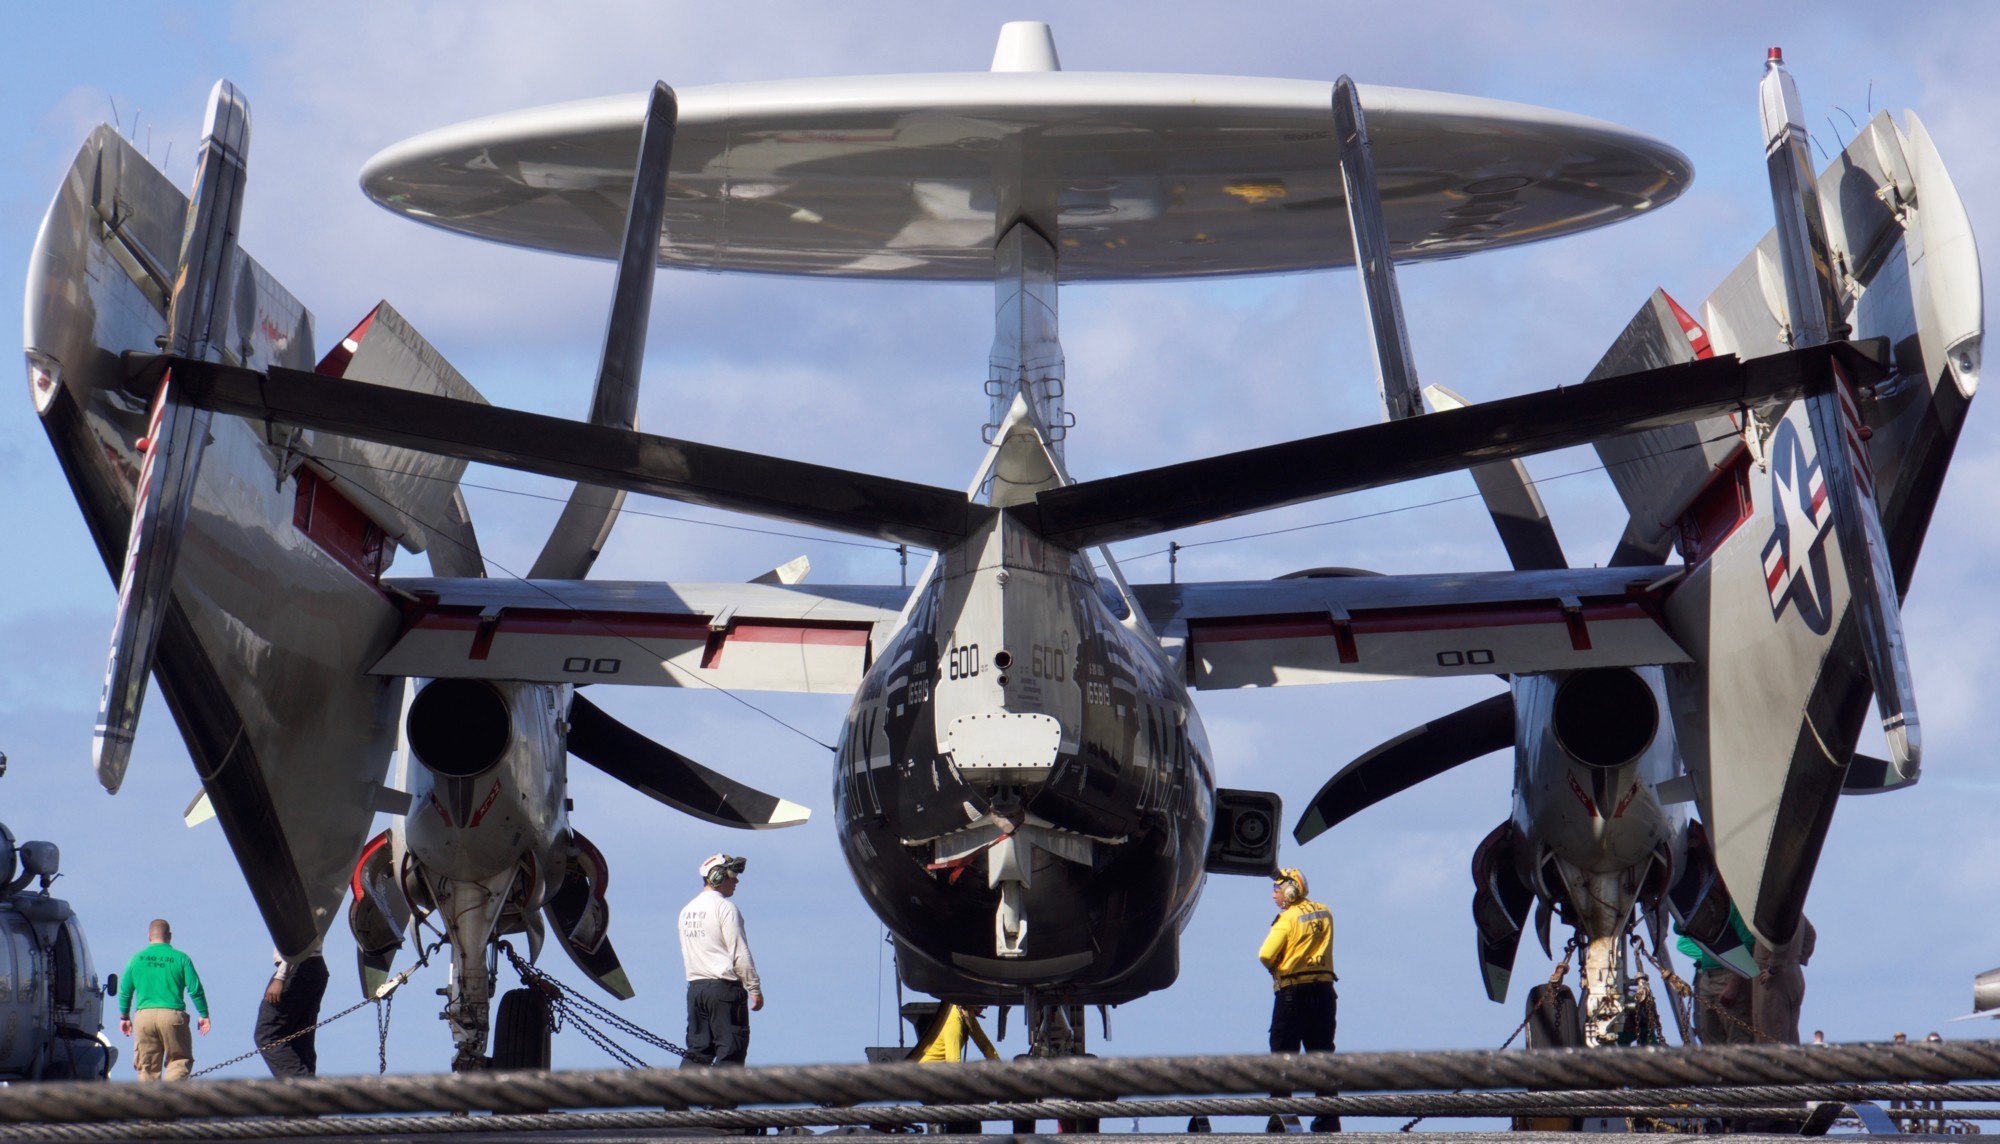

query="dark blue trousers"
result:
[683,978,751,1066]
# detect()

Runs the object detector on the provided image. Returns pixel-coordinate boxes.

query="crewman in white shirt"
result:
[679,853,763,1066]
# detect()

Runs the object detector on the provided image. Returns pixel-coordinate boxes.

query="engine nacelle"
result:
[1515,666,1683,893]
[402,679,570,888]
[406,679,512,779]
[1550,668,1658,769]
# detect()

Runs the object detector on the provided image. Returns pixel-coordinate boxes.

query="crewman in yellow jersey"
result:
[915,1004,1000,1133]
[915,1003,1000,1064]
[1260,868,1338,1132]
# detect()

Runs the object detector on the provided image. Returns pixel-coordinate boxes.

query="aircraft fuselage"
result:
[835,512,1215,1005]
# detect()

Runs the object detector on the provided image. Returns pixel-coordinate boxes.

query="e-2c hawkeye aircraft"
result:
[1294,48,1980,1046]
[25,25,1973,1064]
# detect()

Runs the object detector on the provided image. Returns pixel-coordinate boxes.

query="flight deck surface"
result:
[361,74,1691,280]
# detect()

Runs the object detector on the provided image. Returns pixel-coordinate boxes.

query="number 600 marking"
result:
[948,643,981,680]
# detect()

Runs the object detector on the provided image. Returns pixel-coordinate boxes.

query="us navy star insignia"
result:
[1759,418,1836,635]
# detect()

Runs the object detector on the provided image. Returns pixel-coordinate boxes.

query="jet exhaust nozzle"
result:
[407,679,511,779]
[1550,668,1657,769]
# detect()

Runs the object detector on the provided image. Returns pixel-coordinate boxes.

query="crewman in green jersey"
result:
[117,919,210,1080]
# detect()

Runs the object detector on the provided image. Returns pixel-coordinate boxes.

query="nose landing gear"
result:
[1013,994,1107,1133]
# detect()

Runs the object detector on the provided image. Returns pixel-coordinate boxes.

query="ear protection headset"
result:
[1274,867,1306,905]
[703,855,747,887]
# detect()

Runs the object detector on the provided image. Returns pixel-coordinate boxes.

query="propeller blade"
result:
[429,487,486,580]
[530,82,678,581]
[1294,692,1514,843]
[1424,385,1567,571]
[566,694,809,829]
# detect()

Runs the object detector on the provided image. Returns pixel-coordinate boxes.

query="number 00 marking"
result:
[563,657,623,674]
[1435,649,1495,667]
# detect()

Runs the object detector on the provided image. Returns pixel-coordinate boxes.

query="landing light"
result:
[25,351,61,415]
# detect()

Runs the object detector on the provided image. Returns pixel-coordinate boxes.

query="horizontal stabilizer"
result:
[567,694,810,829]
[373,577,904,694]
[1011,342,1881,549]
[1295,692,1513,843]
[1138,567,1690,689]
[153,355,982,551]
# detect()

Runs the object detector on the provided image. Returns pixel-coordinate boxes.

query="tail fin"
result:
[1588,289,1738,567]
[308,300,488,572]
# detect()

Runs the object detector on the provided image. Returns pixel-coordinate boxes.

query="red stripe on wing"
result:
[1188,599,1655,644]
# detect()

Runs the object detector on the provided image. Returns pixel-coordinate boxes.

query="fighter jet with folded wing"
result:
[1292,49,1981,1045]
[23,27,1976,1066]
[26,82,819,1071]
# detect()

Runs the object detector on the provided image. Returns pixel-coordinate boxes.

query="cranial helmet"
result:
[1273,867,1308,904]
[700,853,748,886]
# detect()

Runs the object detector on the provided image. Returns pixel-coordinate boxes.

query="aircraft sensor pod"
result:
[1549,668,1658,769]
[406,678,511,779]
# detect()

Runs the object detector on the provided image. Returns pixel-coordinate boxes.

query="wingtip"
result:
[763,799,812,829]
[93,728,132,795]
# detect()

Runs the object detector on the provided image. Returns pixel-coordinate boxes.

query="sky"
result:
[3,0,1999,1127]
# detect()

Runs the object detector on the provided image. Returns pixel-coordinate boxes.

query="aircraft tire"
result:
[492,987,553,1071]
[1523,983,1582,1049]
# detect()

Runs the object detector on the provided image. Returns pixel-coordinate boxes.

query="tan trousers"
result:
[1695,968,1755,1044]
[1753,963,1806,1045]
[133,1008,194,1080]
